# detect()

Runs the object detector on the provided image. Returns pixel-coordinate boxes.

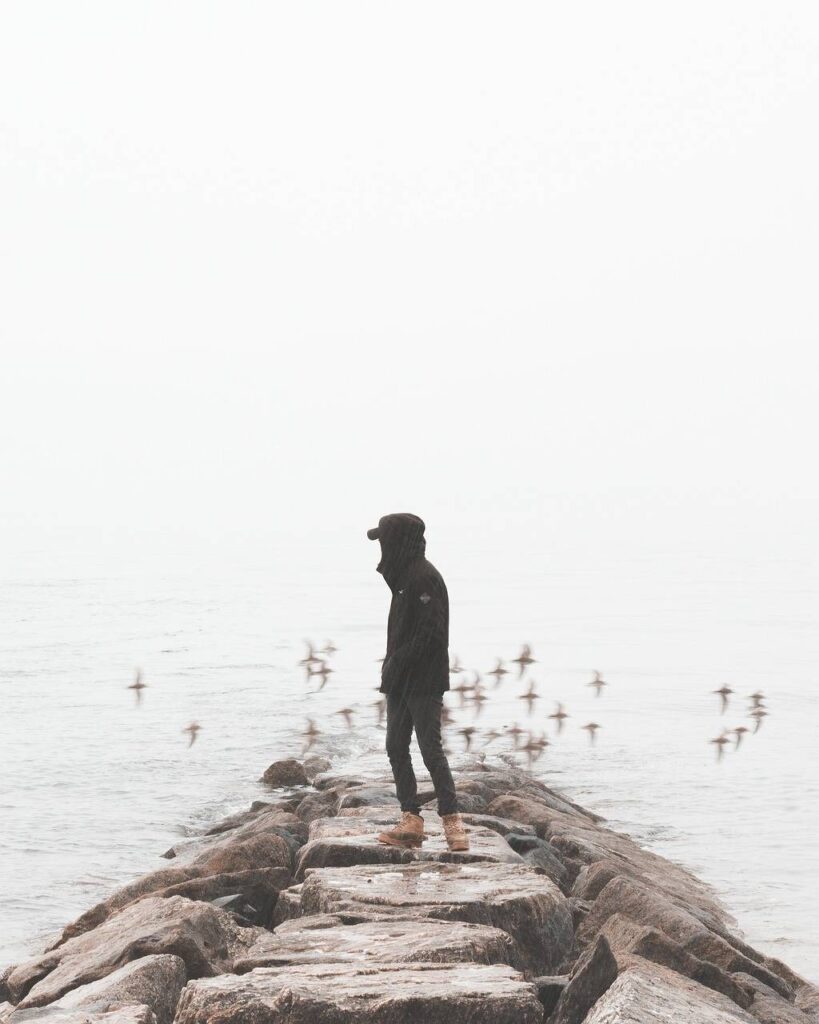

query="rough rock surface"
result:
[582,960,758,1023]
[174,961,543,1024]
[578,875,794,999]
[8,897,262,1009]
[234,914,525,972]
[294,809,523,879]
[259,758,309,788]
[296,860,573,975]
[13,955,186,1024]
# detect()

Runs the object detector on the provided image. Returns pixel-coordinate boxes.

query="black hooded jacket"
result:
[370,514,449,695]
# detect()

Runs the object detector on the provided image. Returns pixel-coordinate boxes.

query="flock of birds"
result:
[296,642,608,766]
[709,686,770,760]
[124,641,772,765]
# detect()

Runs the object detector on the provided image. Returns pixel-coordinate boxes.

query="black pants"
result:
[385,690,458,816]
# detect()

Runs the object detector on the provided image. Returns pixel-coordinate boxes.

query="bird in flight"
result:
[733,725,749,748]
[320,640,337,655]
[749,708,768,733]
[518,681,540,715]
[487,659,509,686]
[458,726,477,752]
[548,702,570,734]
[713,685,734,713]
[449,654,466,674]
[335,707,355,730]
[710,730,730,760]
[582,722,601,744]
[127,669,147,705]
[511,644,536,678]
[302,717,321,753]
[506,723,525,749]
[588,671,606,697]
[748,691,765,708]
[183,722,201,747]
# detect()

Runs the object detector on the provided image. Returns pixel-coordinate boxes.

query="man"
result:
[367,513,468,852]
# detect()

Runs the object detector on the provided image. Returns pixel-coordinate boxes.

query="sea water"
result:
[1,540,817,980]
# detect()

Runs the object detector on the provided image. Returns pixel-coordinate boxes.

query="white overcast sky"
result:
[1,3,818,571]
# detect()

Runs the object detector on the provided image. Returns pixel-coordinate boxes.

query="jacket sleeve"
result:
[381,575,447,687]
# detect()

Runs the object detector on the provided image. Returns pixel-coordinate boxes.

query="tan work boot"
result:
[377,811,426,849]
[442,813,470,852]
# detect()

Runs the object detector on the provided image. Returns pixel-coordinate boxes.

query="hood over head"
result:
[367,513,426,589]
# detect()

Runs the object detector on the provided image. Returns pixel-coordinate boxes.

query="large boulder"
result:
[294,789,340,824]
[583,960,759,1023]
[7,897,262,1009]
[293,809,523,880]
[7,955,186,1024]
[174,962,543,1024]
[578,876,794,999]
[259,759,309,788]
[234,914,525,972]
[53,836,293,945]
[297,860,573,975]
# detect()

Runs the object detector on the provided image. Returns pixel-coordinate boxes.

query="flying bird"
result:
[710,730,730,761]
[588,671,606,697]
[487,659,509,685]
[749,708,769,733]
[733,726,749,748]
[449,655,466,674]
[548,702,569,734]
[127,669,147,705]
[335,707,355,730]
[748,691,766,708]
[320,640,338,655]
[713,685,734,713]
[582,722,601,745]
[511,644,536,678]
[371,697,386,726]
[506,723,525,749]
[182,722,201,747]
[458,726,477,752]
[518,681,540,715]
[302,717,321,753]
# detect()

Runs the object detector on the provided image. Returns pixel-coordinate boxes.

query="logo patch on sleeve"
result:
[419,592,431,604]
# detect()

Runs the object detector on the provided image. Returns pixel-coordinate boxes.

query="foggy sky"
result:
[2,3,818,573]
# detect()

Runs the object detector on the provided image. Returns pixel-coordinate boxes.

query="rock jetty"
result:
[1,755,816,1023]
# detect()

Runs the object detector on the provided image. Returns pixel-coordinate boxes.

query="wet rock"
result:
[297,860,574,975]
[148,867,292,927]
[583,960,758,1023]
[521,844,568,887]
[294,789,340,824]
[191,832,291,874]
[271,886,304,927]
[551,934,619,1024]
[293,809,523,880]
[161,809,308,867]
[24,955,186,1024]
[234,914,525,972]
[461,815,536,838]
[302,756,332,780]
[796,985,819,1022]
[579,876,793,1000]
[8,896,262,1009]
[598,913,753,1009]
[338,786,398,809]
[204,806,264,836]
[174,961,543,1024]
[312,773,369,792]
[532,974,567,1015]
[732,973,815,1024]
[259,759,309,788]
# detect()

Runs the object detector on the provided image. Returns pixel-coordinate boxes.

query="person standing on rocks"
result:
[367,513,469,852]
